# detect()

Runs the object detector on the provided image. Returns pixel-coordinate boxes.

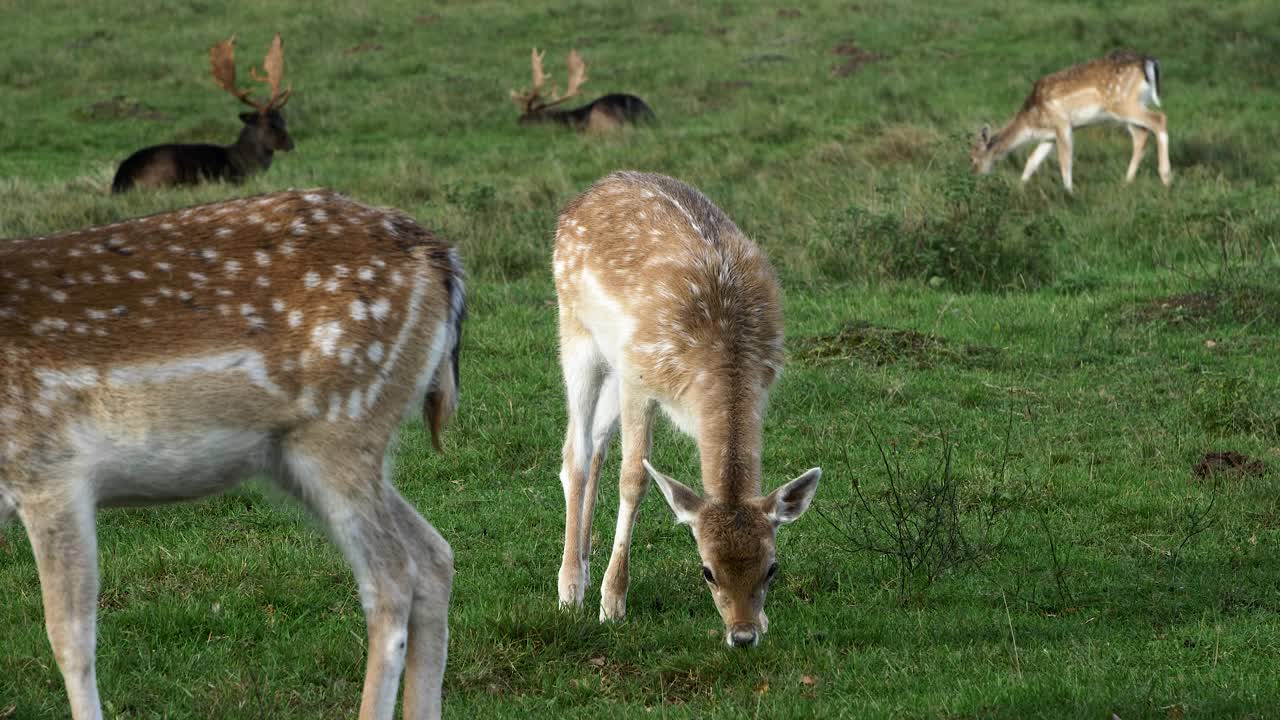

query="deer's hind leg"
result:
[1125,125,1150,182]
[20,488,103,720]
[390,490,452,720]
[556,314,608,608]
[282,439,432,720]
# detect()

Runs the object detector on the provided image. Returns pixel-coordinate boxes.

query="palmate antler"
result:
[209,33,291,112]
[510,48,588,114]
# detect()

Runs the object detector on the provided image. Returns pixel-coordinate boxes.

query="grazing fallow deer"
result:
[552,171,820,648]
[0,189,465,720]
[111,34,295,194]
[970,51,1170,192]
[510,48,655,131]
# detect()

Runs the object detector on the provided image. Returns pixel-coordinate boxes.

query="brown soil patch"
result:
[795,321,998,368]
[75,96,170,123]
[414,14,439,25]
[1193,451,1266,480]
[830,41,886,77]
[1136,288,1280,327]
[778,8,802,18]
[345,42,383,55]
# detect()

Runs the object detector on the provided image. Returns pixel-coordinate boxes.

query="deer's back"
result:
[1,190,459,474]
[1024,53,1151,111]
[112,143,244,193]
[554,172,783,396]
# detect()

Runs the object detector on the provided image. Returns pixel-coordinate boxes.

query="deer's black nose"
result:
[729,624,758,648]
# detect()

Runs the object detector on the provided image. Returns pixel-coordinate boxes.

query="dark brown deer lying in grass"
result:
[112,34,294,194]
[510,49,654,131]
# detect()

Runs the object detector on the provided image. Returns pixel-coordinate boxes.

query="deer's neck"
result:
[228,129,273,174]
[985,113,1036,165]
[694,375,766,504]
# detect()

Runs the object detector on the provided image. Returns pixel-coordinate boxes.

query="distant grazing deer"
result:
[0,189,465,720]
[511,49,655,131]
[971,51,1170,192]
[111,34,294,194]
[552,171,820,648]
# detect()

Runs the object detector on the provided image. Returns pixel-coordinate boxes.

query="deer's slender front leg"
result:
[1054,126,1075,193]
[1125,125,1149,182]
[1021,141,1054,182]
[600,385,656,622]
[21,495,103,720]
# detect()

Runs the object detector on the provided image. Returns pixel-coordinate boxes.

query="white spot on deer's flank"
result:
[280,241,296,256]
[155,262,172,272]
[202,249,218,261]
[311,321,343,356]
[271,298,285,313]
[357,266,375,282]
[216,228,233,238]
[299,387,319,416]
[324,278,341,293]
[256,276,270,288]
[304,271,321,289]
[367,341,385,363]
[291,220,307,236]
[288,309,303,328]
[370,298,391,321]
[254,250,271,267]
[50,290,67,303]
[339,346,355,366]
[224,261,241,277]
[347,389,364,419]
[240,304,256,317]
[350,300,368,322]
[86,309,106,320]
[247,213,263,225]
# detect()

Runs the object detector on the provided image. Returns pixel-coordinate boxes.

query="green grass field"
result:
[3,0,1280,717]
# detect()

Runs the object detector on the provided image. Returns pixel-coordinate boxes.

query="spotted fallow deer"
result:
[971,51,1170,192]
[552,171,820,648]
[0,189,465,720]
[510,49,655,131]
[112,34,294,194]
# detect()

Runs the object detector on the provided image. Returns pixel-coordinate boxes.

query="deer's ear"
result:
[239,112,259,125]
[761,468,821,526]
[644,460,704,526]
[979,125,991,144]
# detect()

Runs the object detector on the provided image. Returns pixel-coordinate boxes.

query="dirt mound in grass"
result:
[75,96,170,123]
[830,41,886,77]
[1193,451,1266,480]
[795,321,998,368]
[1136,288,1280,327]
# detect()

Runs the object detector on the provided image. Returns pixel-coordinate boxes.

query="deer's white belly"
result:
[70,421,274,506]
[1070,104,1113,127]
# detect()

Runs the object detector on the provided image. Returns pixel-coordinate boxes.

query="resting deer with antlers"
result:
[112,34,294,194]
[0,189,465,719]
[971,51,1170,192]
[552,171,820,648]
[511,49,655,132]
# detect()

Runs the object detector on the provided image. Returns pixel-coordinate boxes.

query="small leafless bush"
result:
[817,423,1022,601]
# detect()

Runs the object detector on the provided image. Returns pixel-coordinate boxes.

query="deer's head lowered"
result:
[646,461,821,648]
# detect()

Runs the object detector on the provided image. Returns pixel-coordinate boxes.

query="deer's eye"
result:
[701,566,716,585]
[766,563,779,581]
